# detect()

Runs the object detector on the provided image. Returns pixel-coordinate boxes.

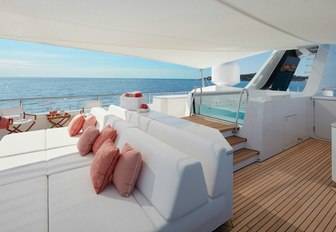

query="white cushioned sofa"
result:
[108,105,234,229]
[0,106,233,232]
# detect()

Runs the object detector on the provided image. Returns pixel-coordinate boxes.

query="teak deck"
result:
[182,115,235,132]
[216,139,336,232]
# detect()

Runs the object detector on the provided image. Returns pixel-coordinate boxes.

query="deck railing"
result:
[192,89,248,125]
[0,91,188,114]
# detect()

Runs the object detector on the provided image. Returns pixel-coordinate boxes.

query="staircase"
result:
[183,115,259,171]
[226,135,259,171]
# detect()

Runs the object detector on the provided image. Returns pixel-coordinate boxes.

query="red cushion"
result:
[92,125,117,154]
[134,92,142,97]
[67,114,85,136]
[113,143,142,197]
[82,114,97,132]
[90,139,120,194]
[77,126,99,156]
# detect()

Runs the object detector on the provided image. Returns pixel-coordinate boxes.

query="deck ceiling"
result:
[0,0,335,68]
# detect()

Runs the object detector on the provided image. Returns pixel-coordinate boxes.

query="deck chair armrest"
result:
[23,113,37,120]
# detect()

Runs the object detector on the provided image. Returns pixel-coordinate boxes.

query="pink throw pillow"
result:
[67,114,85,136]
[112,143,142,197]
[77,126,99,156]
[92,125,117,154]
[82,114,97,132]
[90,139,120,194]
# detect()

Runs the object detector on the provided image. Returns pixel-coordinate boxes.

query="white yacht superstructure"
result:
[184,45,336,162]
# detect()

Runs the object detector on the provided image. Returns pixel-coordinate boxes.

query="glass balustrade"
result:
[194,91,247,124]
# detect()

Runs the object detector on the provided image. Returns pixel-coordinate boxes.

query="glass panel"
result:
[194,93,247,124]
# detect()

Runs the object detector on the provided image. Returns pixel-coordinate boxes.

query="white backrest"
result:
[1,106,24,118]
[107,104,127,120]
[106,119,136,148]
[89,107,112,131]
[129,113,152,132]
[117,127,208,221]
[147,120,230,198]
[0,130,46,158]
[105,115,123,128]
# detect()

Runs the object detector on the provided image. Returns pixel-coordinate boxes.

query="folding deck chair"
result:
[1,106,37,133]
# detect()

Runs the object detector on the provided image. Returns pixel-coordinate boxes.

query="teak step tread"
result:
[233,148,259,165]
[182,115,235,132]
[226,135,247,146]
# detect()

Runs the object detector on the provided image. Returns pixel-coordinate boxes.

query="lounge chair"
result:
[1,106,37,133]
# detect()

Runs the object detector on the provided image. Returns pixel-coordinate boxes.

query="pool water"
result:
[199,104,246,124]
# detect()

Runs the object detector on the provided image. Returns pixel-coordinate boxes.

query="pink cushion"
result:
[77,126,100,156]
[90,139,120,194]
[0,117,13,129]
[67,114,85,136]
[92,125,117,154]
[113,143,142,197]
[82,114,97,132]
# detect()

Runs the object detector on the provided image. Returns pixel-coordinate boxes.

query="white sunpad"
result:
[48,166,156,232]
[133,188,226,232]
[46,145,93,175]
[0,176,47,232]
[0,151,46,186]
[46,127,81,150]
[0,130,46,158]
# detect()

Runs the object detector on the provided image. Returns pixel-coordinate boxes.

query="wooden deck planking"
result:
[234,141,331,231]
[226,136,247,146]
[233,141,323,207]
[182,115,235,132]
[215,139,336,232]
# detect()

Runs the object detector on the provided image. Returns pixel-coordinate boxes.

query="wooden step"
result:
[226,135,247,146]
[182,115,235,132]
[233,148,259,165]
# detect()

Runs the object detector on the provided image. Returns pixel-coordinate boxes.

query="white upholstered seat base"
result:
[46,127,81,150]
[133,189,227,232]
[0,130,46,157]
[0,176,47,232]
[46,145,93,175]
[48,166,156,232]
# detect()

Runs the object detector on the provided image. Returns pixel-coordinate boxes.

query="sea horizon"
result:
[0,77,306,114]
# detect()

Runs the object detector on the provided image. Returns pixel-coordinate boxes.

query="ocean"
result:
[0,77,306,113]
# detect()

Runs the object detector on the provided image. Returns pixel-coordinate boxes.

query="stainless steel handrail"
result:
[233,88,249,133]
[193,90,241,97]
[190,87,203,116]
[0,91,189,113]
[0,91,188,103]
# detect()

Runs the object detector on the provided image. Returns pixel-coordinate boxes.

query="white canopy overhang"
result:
[0,0,335,68]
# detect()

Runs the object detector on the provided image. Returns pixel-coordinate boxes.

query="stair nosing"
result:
[233,148,259,165]
[226,135,247,146]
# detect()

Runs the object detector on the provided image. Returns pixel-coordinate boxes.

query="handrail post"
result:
[190,86,203,116]
[233,88,249,133]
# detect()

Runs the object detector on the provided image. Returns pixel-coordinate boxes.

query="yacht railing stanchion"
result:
[233,88,249,133]
[190,87,203,116]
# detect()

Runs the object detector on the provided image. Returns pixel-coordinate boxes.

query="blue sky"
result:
[0,39,277,78]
